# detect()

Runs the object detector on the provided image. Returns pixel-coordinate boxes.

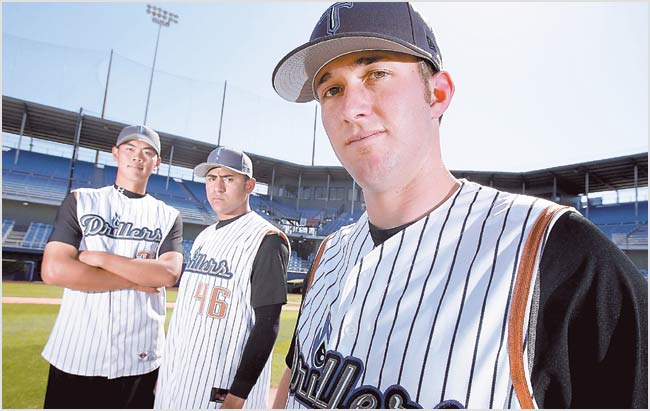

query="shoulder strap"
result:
[508,204,569,409]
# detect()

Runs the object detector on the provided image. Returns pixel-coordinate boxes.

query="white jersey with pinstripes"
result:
[286,179,572,409]
[154,211,286,409]
[41,185,179,379]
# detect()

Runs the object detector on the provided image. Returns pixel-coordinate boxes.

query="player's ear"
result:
[246,177,256,194]
[111,146,119,161]
[429,71,454,119]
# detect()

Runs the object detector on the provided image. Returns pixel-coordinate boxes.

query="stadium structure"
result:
[2,95,648,286]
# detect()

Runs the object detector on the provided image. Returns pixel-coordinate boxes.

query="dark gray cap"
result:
[115,125,161,155]
[272,2,442,103]
[194,146,253,178]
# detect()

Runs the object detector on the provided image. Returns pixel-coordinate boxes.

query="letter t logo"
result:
[327,2,353,35]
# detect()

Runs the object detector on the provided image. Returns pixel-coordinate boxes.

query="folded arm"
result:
[41,241,156,293]
[78,249,183,288]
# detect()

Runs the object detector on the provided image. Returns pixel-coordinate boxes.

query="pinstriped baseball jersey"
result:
[154,211,289,409]
[286,179,572,409]
[42,186,180,378]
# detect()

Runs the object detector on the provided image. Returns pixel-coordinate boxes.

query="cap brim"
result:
[272,33,433,103]
[193,163,249,178]
[117,135,160,156]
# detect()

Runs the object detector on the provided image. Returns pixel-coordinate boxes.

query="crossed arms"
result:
[41,242,183,292]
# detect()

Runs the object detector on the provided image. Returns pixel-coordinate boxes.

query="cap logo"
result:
[427,35,437,52]
[326,2,353,35]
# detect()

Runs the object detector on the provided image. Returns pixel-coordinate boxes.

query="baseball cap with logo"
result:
[115,125,161,156]
[272,2,443,103]
[194,146,253,179]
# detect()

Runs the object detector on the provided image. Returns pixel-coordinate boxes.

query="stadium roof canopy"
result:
[3,95,647,199]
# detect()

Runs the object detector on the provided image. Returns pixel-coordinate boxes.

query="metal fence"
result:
[2,34,332,165]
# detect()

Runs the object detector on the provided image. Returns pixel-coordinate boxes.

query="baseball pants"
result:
[43,365,158,409]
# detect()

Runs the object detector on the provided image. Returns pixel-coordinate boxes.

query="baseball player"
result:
[271,2,647,408]
[40,124,184,408]
[154,146,290,409]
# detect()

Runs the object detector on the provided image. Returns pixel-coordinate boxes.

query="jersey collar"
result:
[113,184,146,199]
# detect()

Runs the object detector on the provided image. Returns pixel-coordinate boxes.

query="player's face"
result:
[204,168,255,220]
[112,139,160,189]
[315,51,441,194]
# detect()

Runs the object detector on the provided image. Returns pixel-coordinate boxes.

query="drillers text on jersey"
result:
[184,246,234,279]
[289,346,464,409]
[80,214,163,242]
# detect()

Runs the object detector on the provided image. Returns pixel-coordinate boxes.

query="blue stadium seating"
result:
[3,169,69,203]
[182,239,194,261]
[3,148,646,257]
[69,160,97,189]
[318,210,364,236]
[101,164,118,187]
[147,174,188,199]
[3,219,15,241]
[288,250,310,273]
[184,180,208,203]
[21,222,53,249]
[3,148,70,178]
[578,202,648,248]
[581,202,648,225]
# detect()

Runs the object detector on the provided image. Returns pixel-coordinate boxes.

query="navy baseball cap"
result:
[116,125,161,156]
[272,2,442,103]
[194,146,253,178]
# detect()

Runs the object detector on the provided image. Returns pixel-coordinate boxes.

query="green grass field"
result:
[2,281,300,409]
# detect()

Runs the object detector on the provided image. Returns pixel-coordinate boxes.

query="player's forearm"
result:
[272,367,292,409]
[42,252,139,292]
[229,304,282,399]
[79,250,181,287]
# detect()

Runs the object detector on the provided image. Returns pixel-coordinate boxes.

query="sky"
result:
[2,1,648,172]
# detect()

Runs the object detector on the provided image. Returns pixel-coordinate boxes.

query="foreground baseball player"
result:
[40,125,183,408]
[154,146,290,409]
[271,2,647,408]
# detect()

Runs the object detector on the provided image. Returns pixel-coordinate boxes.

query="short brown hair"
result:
[417,59,444,123]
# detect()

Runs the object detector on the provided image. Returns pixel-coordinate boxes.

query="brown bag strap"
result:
[508,204,569,409]
[304,234,332,293]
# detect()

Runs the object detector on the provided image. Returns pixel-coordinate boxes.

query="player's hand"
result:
[78,250,104,267]
[220,393,245,409]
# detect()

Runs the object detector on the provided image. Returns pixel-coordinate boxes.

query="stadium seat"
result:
[21,222,53,249]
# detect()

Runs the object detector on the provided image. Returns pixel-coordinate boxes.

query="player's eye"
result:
[368,70,388,81]
[322,86,342,98]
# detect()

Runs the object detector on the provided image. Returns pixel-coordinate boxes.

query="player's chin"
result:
[208,201,224,214]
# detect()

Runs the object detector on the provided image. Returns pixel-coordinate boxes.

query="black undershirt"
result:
[368,220,415,247]
[285,211,647,408]
[212,212,289,399]
[213,212,289,308]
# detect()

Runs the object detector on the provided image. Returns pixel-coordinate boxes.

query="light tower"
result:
[143,4,179,125]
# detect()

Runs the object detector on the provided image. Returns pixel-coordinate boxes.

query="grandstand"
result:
[2,96,648,283]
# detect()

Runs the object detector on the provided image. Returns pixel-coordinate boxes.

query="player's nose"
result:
[132,150,145,162]
[341,83,371,123]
